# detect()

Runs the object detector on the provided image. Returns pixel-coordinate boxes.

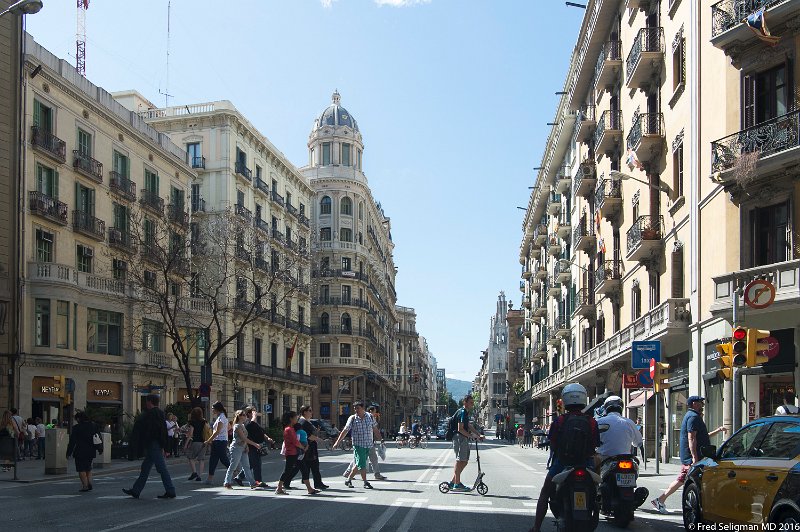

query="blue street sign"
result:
[264,404,273,414]
[637,370,653,387]
[632,341,661,369]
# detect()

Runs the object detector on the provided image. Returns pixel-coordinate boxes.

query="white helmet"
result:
[561,383,588,408]
[603,395,624,413]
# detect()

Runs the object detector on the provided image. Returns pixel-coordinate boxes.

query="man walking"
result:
[343,405,386,481]
[449,394,484,491]
[333,401,382,489]
[123,395,176,499]
[651,396,726,513]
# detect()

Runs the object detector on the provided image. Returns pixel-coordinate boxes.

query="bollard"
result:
[45,428,68,474]
[94,432,111,468]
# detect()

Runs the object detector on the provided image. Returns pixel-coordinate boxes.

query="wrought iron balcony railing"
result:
[628,112,664,150]
[28,190,68,225]
[271,190,285,207]
[109,171,136,201]
[593,40,622,81]
[109,228,135,252]
[190,156,205,169]
[593,110,623,148]
[235,245,252,263]
[286,203,298,217]
[299,213,310,227]
[235,203,252,223]
[595,178,622,209]
[255,218,269,233]
[712,0,783,37]
[627,214,664,251]
[73,150,103,182]
[711,109,800,174]
[168,204,189,227]
[191,198,206,212]
[626,27,664,81]
[140,189,164,213]
[256,178,269,195]
[73,210,105,240]
[31,126,66,163]
[594,259,623,288]
[235,161,252,181]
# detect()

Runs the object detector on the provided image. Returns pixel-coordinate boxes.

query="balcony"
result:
[139,189,164,214]
[547,193,562,216]
[299,213,310,227]
[28,191,68,225]
[594,110,623,155]
[628,112,664,163]
[254,256,270,273]
[556,212,571,240]
[30,126,66,163]
[254,217,269,234]
[190,156,205,169]
[555,260,572,284]
[235,203,252,224]
[72,210,105,240]
[255,178,269,197]
[547,327,561,346]
[573,215,596,254]
[522,267,532,280]
[594,40,622,91]
[547,235,562,257]
[710,259,800,319]
[221,357,315,385]
[271,190,285,207]
[109,172,136,202]
[595,259,623,295]
[108,228,135,253]
[522,296,531,309]
[235,161,252,181]
[168,204,189,228]
[533,341,547,358]
[535,265,548,280]
[530,245,541,259]
[72,150,103,183]
[573,287,596,318]
[530,279,542,293]
[626,214,664,262]
[576,105,596,143]
[711,0,800,52]
[555,168,572,194]
[286,203,298,217]
[555,316,571,338]
[191,198,206,213]
[626,27,664,89]
[595,178,623,220]
[271,228,285,243]
[28,261,128,298]
[626,0,649,10]
[710,109,800,184]
[532,295,548,317]
[141,245,161,265]
[547,281,562,299]
[573,160,596,198]
[533,223,548,246]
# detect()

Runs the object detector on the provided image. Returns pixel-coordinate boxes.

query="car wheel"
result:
[682,483,702,530]
[773,509,800,525]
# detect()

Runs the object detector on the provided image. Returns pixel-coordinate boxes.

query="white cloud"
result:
[374,0,431,6]
[320,0,338,8]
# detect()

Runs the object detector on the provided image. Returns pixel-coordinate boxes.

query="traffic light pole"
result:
[732,289,740,432]
[654,390,659,475]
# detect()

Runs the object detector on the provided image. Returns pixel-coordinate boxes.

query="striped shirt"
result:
[344,412,376,448]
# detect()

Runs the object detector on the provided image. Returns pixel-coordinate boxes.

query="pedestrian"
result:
[343,405,386,481]
[449,394,485,491]
[165,413,179,458]
[203,401,230,485]
[651,396,727,514]
[275,411,307,495]
[333,401,382,489]
[516,425,524,447]
[284,421,320,494]
[25,418,36,459]
[0,410,16,472]
[122,394,176,499]
[775,391,799,415]
[66,411,100,492]
[294,405,328,490]
[235,406,274,488]
[184,407,209,481]
[35,417,46,459]
[222,410,261,490]
[10,408,26,460]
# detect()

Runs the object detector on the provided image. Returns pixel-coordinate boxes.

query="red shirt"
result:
[283,426,299,456]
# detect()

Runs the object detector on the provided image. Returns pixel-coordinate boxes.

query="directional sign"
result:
[633,341,661,369]
[744,279,776,310]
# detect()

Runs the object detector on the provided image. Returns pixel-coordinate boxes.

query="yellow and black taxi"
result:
[682,415,800,529]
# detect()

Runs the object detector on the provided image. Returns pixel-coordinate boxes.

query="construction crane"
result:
[76,0,88,77]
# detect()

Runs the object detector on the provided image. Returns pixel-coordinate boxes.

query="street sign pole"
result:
[732,287,741,432]
[655,389,659,475]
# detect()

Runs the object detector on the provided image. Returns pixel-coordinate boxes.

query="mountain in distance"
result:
[445,378,473,401]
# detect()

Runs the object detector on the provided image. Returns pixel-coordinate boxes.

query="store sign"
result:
[40,385,61,394]
[93,389,114,397]
[87,380,122,402]
[32,376,62,400]
[623,373,641,389]
[177,389,199,403]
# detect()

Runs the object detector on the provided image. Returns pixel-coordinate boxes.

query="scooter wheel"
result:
[476,483,488,496]
[438,482,451,494]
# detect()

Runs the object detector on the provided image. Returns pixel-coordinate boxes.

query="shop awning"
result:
[627,390,649,409]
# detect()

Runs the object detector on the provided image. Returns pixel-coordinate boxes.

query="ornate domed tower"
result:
[301,92,399,427]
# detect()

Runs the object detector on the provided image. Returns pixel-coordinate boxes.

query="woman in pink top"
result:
[275,411,310,494]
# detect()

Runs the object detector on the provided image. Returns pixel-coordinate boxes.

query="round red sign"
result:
[764,336,780,359]
[649,358,657,380]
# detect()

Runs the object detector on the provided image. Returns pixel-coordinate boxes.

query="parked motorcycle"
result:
[549,466,600,532]
[597,455,649,528]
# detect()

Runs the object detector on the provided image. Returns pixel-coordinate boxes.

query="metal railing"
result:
[256,178,269,195]
[712,0,783,37]
[595,177,622,209]
[575,287,595,308]
[140,189,164,213]
[110,171,136,201]
[711,109,800,174]
[594,259,622,288]
[191,197,206,212]
[579,104,596,123]
[235,161,252,180]
[73,150,103,182]
[31,126,66,162]
[72,210,105,239]
[593,110,623,147]
[628,112,664,150]
[190,156,205,169]
[286,203,298,216]
[168,204,189,227]
[109,228,135,252]
[593,40,622,80]
[299,213,310,227]
[271,190,285,207]
[255,218,269,233]
[627,214,664,251]
[626,27,664,80]
[28,190,68,225]
[221,357,315,385]
[235,203,252,223]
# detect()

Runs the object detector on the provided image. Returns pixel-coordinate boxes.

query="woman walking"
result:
[223,410,260,490]
[275,411,314,495]
[66,411,99,492]
[184,407,209,481]
[203,401,230,485]
[0,411,16,472]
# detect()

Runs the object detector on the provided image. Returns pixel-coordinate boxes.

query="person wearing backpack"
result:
[775,390,800,415]
[448,394,484,491]
[529,383,600,532]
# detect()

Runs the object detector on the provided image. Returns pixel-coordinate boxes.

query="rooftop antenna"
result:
[159,0,173,107]
[76,0,88,77]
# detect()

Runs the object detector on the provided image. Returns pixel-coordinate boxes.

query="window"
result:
[56,300,69,348]
[321,376,332,393]
[319,342,331,358]
[286,191,292,208]
[342,257,351,271]
[751,201,790,267]
[112,258,127,281]
[719,422,766,460]
[236,333,244,358]
[341,313,352,334]
[113,202,130,235]
[36,228,53,262]
[339,376,351,393]
[298,306,305,326]
[87,308,123,355]
[143,319,164,352]
[271,342,278,367]
[320,196,332,215]
[113,150,130,178]
[744,63,789,128]
[358,202,364,220]
[672,243,684,298]
[631,282,642,321]
[253,337,262,365]
[672,31,685,92]
[341,197,353,215]
[340,228,353,242]
[75,182,95,216]
[300,203,305,217]
[187,143,201,167]
[755,422,800,459]
[320,284,329,302]
[144,270,156,288]
[340,343,352,358]
[322,142,331,165]
[320,227,331,241]
[191,184,202,211]
[672,143,684,200]
[170,186,185,211]
[342,285,351,305]
[341,143,351,166]
[320,313,330,333]
[271,249,280,271]
[144,168,159,194]
[185,328,207,366]
[36,163,58,198]
[35,299,50,347]
[77,244,93,273]
[77,128,92,156]
[33,99,53,132]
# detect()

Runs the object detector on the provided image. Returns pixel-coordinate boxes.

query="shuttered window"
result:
[671,244,684,298]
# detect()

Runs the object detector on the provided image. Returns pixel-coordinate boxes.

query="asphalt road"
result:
[0,440,686,531]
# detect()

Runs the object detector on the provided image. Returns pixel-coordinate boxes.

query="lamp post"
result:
[0,0,42,17]
[609,170,671,195]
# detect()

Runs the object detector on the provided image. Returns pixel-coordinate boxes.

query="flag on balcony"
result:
[286,335,299,366]
[595,209,601,233]
[626,148,644,171]
[746,9,780,46]
[597,236,606,255]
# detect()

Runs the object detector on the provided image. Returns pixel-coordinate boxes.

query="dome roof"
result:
[314,90,359,132]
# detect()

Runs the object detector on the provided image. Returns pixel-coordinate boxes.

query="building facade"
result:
[395,305,421,427]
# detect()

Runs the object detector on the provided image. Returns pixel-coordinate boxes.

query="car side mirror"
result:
[700,445,717,459]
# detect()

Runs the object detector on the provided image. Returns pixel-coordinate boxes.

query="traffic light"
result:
[53,375,66,398]
[746,328,771,367]
[731,327,748,366]
[653,362,671,393]
[716,343,734,381]
[64,393,73,406]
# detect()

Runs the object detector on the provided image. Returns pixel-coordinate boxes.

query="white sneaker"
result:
[651,498,668,514]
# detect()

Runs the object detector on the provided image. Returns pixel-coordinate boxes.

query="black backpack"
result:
[445,410,462,441]
[555,413,594,466]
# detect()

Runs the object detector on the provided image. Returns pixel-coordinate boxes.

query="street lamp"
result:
[609,170,670,194]
[558,258,589,272]
[0,0,43,17]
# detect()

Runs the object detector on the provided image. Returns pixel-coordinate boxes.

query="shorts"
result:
[353,445,369,470]
[453,434,470,462]
[75,458,93,472]
[186,441,208,460]
[676,463,691,483]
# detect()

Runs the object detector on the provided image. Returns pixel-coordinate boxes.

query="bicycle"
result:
[321,438,333,451]
[418,434,429,449]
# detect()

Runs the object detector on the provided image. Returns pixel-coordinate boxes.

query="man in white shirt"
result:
[776,391,800,415]
[35,418,46,459]
[595,396,643,465]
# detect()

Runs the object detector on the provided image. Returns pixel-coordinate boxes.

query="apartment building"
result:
[19,36,195,427]
[119,92,316,422]
[395,305,422,427]
[301,92,400,427]
[506,306,526,419]
[420,340,437,425]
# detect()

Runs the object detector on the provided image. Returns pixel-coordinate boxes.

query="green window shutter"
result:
[53,171,59,199]
[88,188,95,216]
[75,182,80,211]
[33,100,41,128]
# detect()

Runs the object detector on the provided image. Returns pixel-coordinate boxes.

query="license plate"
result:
[616,473,636,487]
[574,491,587,510]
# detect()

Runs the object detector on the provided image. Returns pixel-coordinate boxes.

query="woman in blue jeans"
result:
[223,410,260,489]
[204,401,230,485]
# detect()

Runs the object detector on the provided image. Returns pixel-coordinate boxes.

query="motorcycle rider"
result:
[529,383,600,532]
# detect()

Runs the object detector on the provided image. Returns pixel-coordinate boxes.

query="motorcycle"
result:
[549,466,600,532]
[597,455,649,528]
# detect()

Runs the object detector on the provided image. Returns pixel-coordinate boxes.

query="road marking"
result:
[396,498,428,503]
[415,448,450,484]
[99,503,203,532]
[511,484,537,488]
[365,501,403,532]
[523,502,537,507]
[41,494,80,498]
[97,496,131,499]
[395,501,423,532]
[458,500,492,505]
[494,449,535,472]
[427,505,535,515]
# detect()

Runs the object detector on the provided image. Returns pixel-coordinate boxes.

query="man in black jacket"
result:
[235,406,273,488]
[123,395,175,499]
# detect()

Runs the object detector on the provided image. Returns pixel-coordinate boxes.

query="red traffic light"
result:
[733,328,747,341]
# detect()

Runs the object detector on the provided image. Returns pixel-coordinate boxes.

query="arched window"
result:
[320,196,331,215]
[320,312,330,333]
[341,197,353,216]
[340,228,353,242]
[341,312,352,334]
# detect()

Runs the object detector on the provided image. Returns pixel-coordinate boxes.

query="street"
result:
[1,439,686,531]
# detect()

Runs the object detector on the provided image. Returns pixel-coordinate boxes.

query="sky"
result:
[25,0,585,381]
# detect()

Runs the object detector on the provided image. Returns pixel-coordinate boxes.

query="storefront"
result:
[85,380,123,441]
[31,376,66,425]
[666,353,689,459]
[177,388,198,406]
[756,328,796,418]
